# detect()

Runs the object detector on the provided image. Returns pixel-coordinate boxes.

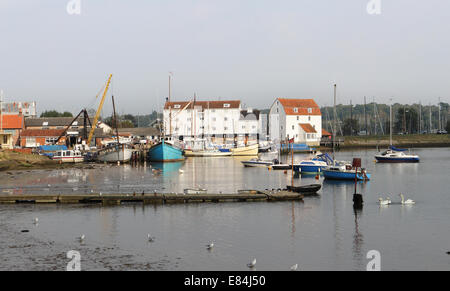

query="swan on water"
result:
[399,194,415,205]
[290,264,298,271]
[378,198,390,205]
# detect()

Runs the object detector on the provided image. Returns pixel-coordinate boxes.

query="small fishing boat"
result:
[97,143,133,163]
[231,144,259,156]
[184,188,207,194]
[52,150,84,163]
[286,184,321,194]
[148,139,184,162]
[375,146,420,163]
[323,163,371,181]
[241,158,275,167]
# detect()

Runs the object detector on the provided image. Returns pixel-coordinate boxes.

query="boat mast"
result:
[332,84,336,166]
[389,99,392,147]
[169,73,172,139]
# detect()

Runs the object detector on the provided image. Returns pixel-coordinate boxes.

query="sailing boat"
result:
[97,95,133,163]
[374,101,420,163]
[148,74,185,162]
[323,85,371,181]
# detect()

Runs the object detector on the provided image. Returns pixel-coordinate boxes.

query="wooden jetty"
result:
[0,191,303,205]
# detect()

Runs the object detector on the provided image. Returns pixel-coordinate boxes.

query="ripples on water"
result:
[0,148,449,270]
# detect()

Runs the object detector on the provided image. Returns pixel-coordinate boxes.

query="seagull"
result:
[247,258,256,268]
[399,194,415,205]
[147,234,155,242]
[33,218,39,224]
[206,242,214,250]
[290,264,298,271]
[378,198,390,205]
[79,234,85,242]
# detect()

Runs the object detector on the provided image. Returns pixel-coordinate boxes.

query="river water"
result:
[0,147,449,270]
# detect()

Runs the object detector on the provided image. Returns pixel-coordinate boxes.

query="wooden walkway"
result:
[0,191,303,205]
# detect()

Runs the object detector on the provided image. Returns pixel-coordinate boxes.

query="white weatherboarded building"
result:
[268,98,322,146]
[163,100,262,148]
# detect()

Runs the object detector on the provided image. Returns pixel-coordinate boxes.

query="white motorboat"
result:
[52,150,84,163]
[241,158,275,167]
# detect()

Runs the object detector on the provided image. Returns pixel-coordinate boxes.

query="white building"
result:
[1,101,37,118]
[269,98,322,146]
[163,100,262,148]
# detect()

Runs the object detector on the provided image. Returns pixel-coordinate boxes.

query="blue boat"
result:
[323,164,371,181]
[148,139,184,162]
[293,153,333,173]
[374,146,420,163]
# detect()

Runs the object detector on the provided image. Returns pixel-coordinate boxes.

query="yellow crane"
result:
[87,74,113,145]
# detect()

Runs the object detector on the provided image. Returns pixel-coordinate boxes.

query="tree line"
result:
[321,102,449,135]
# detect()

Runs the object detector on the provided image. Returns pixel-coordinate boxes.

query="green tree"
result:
[40,110,73,117]
[446,120,450,132]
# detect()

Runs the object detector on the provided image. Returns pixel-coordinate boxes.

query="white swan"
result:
[290,264,298,271]
[386,197,392,204]
[247,258,256,268]
[399,194,415,205]
[179,169,184,174]
[378,198,389,205]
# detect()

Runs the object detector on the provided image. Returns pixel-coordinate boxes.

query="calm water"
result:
[0,148,449,270]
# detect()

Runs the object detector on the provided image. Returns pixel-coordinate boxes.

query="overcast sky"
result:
[0,0,449,115]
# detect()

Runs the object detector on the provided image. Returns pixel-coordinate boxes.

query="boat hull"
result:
[184,150,232,157]
[241,160,273,167]
[148,141,184,162]
[231,144,259,156]
[323,170,371,180]
[52,156,84,163]
[375,156,420,163]
[293,164,327,173]
[97,148,133,163]
[286,184,321,194]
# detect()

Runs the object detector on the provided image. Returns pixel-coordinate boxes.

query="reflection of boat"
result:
[286,184,321,194]
[184,188,207,194]
[52,150,84,163]
[231,144,259,156]
[97,144,133,163]
[148,140,184,162]
[375,147,419,163]
[184,149,232,157]
[151,161,183,173]
[241,158,274,167]
[323,164,371,181]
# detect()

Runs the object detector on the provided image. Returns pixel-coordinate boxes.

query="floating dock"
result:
[0,191,303,205]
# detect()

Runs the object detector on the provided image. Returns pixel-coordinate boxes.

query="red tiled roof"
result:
[322,129,331,136]
[1,114,24,129]
[299,123,317,133]
[277,98,321,116]
[164,100,241,110]
[20,129,65,137]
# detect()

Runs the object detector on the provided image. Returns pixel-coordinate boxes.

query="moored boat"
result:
[241,158,275,167]
[97,143,133,163]
[323,164,371,181]
[375,147,420,163]
[184,149,232,157]
[52,149,84,163]
[286,184,322,194]
[148,139,184,162]
[231,144,259,156]
[184,188,207,194]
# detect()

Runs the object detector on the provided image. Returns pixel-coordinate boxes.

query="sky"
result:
[0,0,449,115]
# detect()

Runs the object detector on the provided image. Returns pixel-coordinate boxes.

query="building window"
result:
[297,116,299,121]
[3,135,7,144]
[224,117,228,121]
[252,126,256,129]
[242,126,245,129]
[294,108,298,113]
[308,116,311,121]
[308,108,312,113]
[292,125,294,130]
[212,127,216,131]
[224,127,228,131]
[174,105,181,109]
[223,104,230,108]
[212,117,216,122]
[45,137,58,144]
